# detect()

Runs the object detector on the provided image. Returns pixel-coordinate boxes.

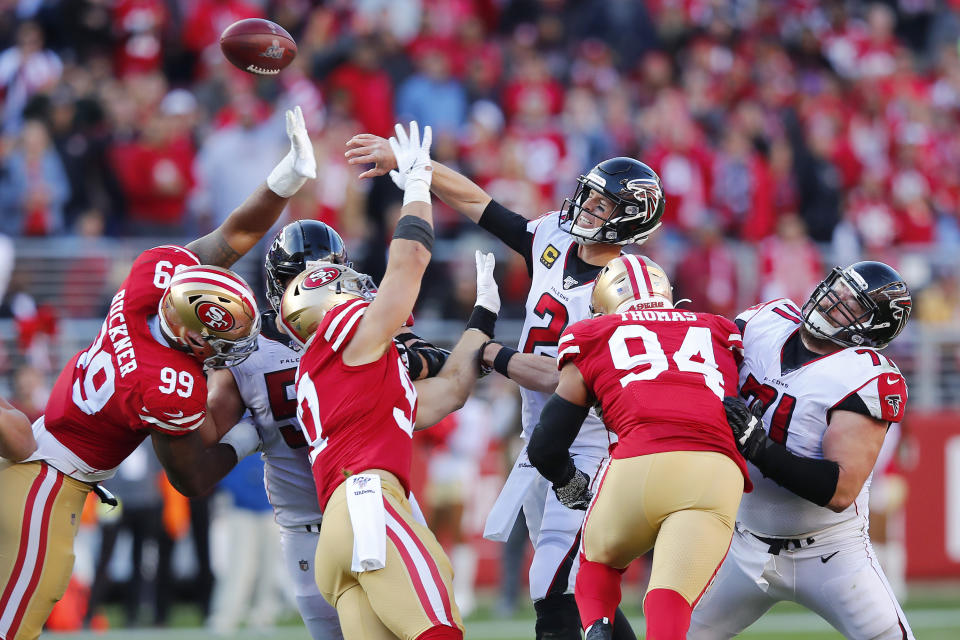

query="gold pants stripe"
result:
[581,451,744,605]
[0,461,89,640]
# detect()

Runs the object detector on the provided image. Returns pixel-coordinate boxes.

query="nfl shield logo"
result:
[299,559,309,572]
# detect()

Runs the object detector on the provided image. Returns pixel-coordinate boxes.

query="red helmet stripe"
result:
[623,254,651,299]
[171,269,257,312]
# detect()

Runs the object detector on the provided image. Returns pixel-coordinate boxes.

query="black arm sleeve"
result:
[749,437,840,507]
[478,200,534,275]
[527,395,590,485]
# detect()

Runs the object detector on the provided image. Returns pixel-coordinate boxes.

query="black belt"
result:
[750,532,815,555]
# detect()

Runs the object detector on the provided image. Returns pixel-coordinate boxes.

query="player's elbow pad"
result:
[751,438,840,507]
[527,395,589,485]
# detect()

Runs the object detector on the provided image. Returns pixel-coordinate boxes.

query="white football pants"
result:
[689,524,915,639]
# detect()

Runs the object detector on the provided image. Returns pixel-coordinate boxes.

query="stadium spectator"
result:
[0,21,62,133]
[0,119,70,236]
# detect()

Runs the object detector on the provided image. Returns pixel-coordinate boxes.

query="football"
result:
[219,18,297,76]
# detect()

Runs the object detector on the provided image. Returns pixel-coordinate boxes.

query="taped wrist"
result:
[527,395,590,485]
[467,305,497,338]
[494,346,517,378]
[750,438,840,507]
[402,179,431,206]
[393,215,434,252]
[477,339,497,377]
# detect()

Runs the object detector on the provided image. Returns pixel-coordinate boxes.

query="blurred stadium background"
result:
[1,0,959,637]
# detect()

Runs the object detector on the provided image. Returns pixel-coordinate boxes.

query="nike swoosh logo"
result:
[886,376,899,385]
[163,410,185,418]
[820,551,839,563]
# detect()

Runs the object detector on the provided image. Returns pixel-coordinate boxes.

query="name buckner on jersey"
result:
[106,289,138,378]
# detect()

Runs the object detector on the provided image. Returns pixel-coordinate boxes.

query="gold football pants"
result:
[0,461,90,640]
[582,450,744,604]
[315,477,463,640]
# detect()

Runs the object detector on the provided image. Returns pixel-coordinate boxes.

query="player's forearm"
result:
[430,161,492,223]
[0,405,36,462]
[528,394,589,484]
[166,443,238,497]
[748,437,840,509]
[413,328,490,429]
[481,343,559,393]
[187,184,287,267]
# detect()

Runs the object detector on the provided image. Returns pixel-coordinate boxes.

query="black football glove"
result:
[723,396,767,461]
[552,460,593,511]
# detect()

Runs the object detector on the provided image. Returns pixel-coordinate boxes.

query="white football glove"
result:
[267,105,317,198]
[388,121,432,205]
[219,418,262,461]
[474,250,500,314]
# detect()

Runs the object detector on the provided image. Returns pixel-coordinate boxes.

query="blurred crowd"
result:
[1,0,959,628]
[0,1,957,321]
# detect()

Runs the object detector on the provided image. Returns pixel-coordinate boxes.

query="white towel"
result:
[346,474,387,572]
[483,446,539,542]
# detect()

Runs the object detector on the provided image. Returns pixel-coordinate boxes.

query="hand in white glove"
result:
[219,418,262,461]
[267,105,317,198]
[388,121,432,195]
[474,250,500,314]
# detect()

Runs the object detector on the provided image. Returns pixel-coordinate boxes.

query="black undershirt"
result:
[478,200,607,283]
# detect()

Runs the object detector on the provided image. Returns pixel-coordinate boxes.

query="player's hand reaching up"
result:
[388,121,433,192]
[474,251,500,315]
[267,105,317,198]
[345,133,397,179]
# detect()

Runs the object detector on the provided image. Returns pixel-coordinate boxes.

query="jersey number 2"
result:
[523,293,568,354]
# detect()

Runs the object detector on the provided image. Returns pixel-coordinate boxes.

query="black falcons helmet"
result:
[265,220,349,311]
[801,261,912,349]
[559,157,665,246]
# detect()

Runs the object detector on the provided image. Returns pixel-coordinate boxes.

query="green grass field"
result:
[40,584,960,639]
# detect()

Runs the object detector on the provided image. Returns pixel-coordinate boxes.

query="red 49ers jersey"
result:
[36,246,207,481]
[558,305,751,489]
[295,299,418,510]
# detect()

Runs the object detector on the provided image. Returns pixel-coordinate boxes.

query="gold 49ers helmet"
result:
[279,262,376,348]
[158,265,261,369]
[590,254,673,315]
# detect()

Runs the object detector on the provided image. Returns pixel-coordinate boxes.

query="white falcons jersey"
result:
[519,212,610,456]
[229,328,321,528]
[735,299,908,537]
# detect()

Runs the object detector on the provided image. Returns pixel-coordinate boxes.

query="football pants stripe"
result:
[580,457,611,554]
[383,500,453,627]
[0,465,60,637]
[331,307,366,353]
[384,516,441,627]
[324,300,367,343]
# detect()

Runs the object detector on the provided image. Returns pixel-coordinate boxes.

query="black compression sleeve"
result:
[478,200,534,274]
[750,438,840,507]
[527,395,590,485]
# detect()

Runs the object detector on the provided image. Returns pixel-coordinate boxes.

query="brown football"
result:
[219,18,297,76]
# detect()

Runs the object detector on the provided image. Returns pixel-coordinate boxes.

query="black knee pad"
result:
[534,593,581,640]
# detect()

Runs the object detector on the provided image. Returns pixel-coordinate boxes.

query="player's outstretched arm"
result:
[0,396,36,462]
[345,133,491,223]
[479,343,560,394]
[415,251,500,428]
[187,106,317,267]
[344,122,435,366]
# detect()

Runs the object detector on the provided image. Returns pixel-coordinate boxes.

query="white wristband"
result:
[267,149,308,198]
[403,179,431,206]
[219,419,261,460]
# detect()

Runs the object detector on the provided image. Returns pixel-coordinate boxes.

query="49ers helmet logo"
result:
[196,302,235,331]
[302,266,342,289]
